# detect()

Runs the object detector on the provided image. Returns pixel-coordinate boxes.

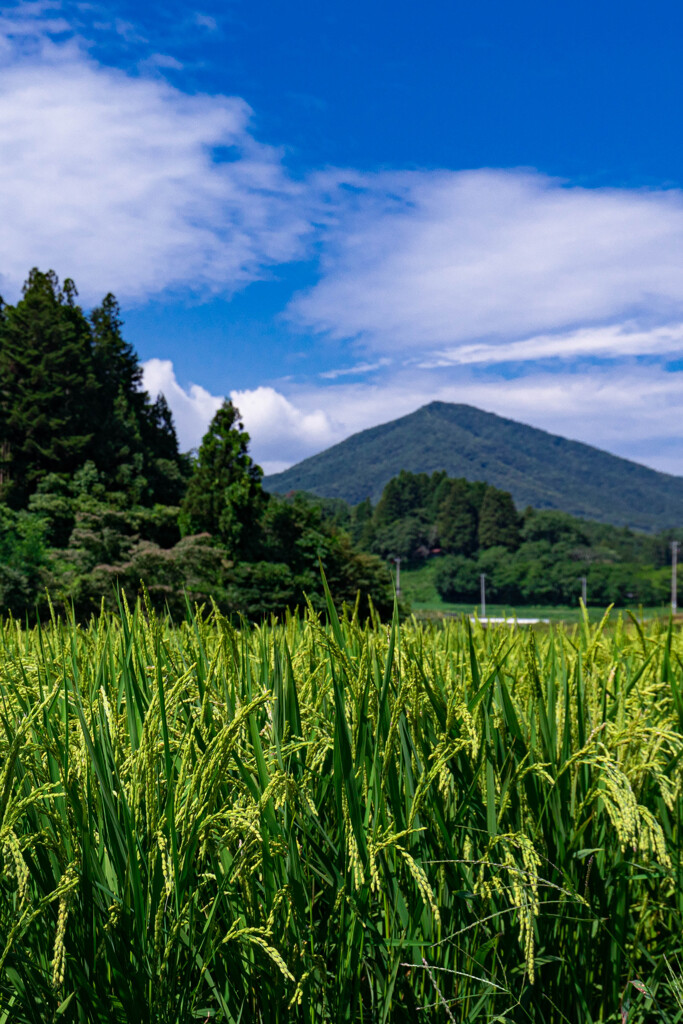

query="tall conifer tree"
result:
[180,402,264,557]
[436,479,478,554]
[0,270,98,505]
[0,269,187,506]
[477,487,521,550]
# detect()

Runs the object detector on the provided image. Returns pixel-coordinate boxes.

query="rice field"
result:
[0,588,681,1023]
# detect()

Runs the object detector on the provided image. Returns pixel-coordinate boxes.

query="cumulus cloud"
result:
[228,386,337,474]
[142,358,223,451]
[142,361,338,473]
[0,10,309,303]
[289,169,683,359]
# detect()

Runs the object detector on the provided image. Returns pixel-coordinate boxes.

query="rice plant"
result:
[0,590,681,1023]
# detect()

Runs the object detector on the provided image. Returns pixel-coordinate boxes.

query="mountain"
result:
[263,402,683,532]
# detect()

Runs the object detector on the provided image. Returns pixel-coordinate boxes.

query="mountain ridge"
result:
[262,402,683,532]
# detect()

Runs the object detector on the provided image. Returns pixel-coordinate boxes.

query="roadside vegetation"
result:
[0,592,681,1022]
[398,560,671,623]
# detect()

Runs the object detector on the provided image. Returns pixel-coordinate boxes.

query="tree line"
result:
[0,270,395,620]
[302,469,680,607]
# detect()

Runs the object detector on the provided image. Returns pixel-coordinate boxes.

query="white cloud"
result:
[228,386,337,474]
[142,362,338,473]
[419,322,683,367]
[142,358,223,451]
[0,13,309,303]
[289,169,683,358]
[0,3,71,48]
[319,358,392,379]
[141,52,184,72]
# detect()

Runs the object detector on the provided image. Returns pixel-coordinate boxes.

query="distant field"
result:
[399,559,670,623]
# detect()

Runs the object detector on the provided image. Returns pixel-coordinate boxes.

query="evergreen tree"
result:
[147,393,180,463]
[90,294,143,403]
[374,470,431,525]
[424,471,449,517]
[0,270,98,506]
[144,393,188,505]
[350,496,375,546]
[477,487,521,551]
[179,402,265,557]
[0,270,187,507]
[436,479,478,554]
[90,294,185,503]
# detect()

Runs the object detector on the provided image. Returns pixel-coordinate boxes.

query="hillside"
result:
[263,402,683,531]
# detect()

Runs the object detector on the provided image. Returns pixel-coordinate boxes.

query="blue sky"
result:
[3,0,683,475]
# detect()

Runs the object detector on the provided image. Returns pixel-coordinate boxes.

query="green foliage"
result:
[308,474,676,610]
[373,469,443,525]
[74,534,227,617]
[350,495,373,545]
[0,416,394,623]
[0,270,98,504]
[362,471,508,566]
[179,401,264,556]
[435,534,671,608]
[0,271,396,624]
[234,493,397,619]
[371,512,432,562]
[0,601,680,1022]
[0,504,48,615]
[435,477,479,554]
[264,400,683,532]
[477,486,520,550]
[433,552,480,600]
[0,269,188,508]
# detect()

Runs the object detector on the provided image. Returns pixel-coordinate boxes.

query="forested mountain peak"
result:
[264,401,683,532]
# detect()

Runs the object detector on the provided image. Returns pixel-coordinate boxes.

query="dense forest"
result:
[0,270,394,619]
[304,469,681,607]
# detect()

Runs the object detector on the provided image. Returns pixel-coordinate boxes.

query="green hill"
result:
[263,402,683,532]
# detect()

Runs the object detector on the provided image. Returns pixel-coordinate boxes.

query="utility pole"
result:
[480,573,486,618]
[580,576,587,607]
[672,541,680,615]
[394,556,401,597]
